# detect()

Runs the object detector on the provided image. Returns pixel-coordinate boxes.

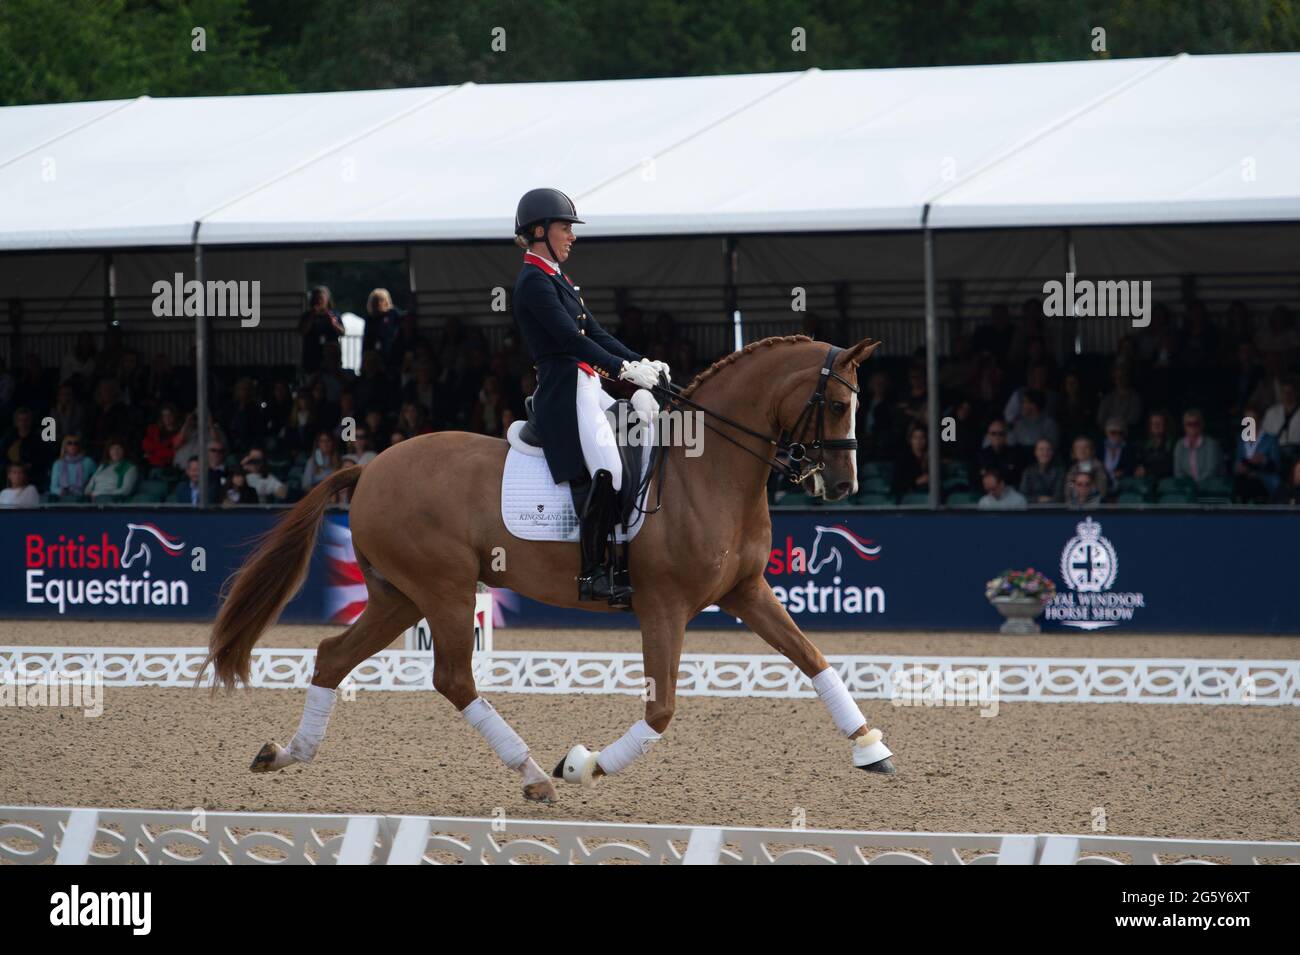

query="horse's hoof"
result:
[523,779,559,804]
[857,756,897,775]
[250,742,293,773]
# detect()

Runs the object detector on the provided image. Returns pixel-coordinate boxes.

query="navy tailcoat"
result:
[511,256,643,484]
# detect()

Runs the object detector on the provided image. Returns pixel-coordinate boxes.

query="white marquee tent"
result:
[1,52,1298,251]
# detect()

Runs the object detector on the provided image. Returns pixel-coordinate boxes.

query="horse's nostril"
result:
[836,481,853,496]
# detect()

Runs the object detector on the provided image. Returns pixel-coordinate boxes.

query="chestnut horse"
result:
[205,334,895,803]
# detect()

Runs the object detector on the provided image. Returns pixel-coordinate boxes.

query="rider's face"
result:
[537,221,575,262]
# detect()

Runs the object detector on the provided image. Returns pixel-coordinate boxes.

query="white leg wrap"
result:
[595,719,661,776]
[462,697,530,771]
[286,684,336,764]
[519,756,550,786]
[812,667,868,737]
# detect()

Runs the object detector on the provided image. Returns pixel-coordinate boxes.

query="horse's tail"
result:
[204,466,364,690]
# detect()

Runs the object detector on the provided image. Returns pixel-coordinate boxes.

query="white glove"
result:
[646,360,671,384]
[618,359,659,390]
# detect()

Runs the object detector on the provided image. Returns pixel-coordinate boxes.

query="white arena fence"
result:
[3,806,1297,865]
[1,646,1296,705]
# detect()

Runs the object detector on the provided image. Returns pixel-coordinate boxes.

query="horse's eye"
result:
[831,401,848,415]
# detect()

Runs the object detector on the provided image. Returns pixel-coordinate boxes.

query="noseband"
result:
[652,344,860,485]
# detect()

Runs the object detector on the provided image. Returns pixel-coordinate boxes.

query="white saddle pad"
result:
[501,421,655,543]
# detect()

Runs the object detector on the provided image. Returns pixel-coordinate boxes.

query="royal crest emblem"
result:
[1059,517,1117,593]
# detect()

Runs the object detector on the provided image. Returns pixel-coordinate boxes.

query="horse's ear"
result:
[841,338,882,369]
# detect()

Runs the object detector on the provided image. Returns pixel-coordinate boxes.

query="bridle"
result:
[649,344,860,487]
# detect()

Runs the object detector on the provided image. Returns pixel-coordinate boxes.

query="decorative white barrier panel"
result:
[1,646,1296,704]
[2,806,1296,865]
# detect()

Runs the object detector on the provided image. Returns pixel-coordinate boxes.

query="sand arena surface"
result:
[0,622,1297,841]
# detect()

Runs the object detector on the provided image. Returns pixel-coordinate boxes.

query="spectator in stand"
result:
[363,410,388,450]
[1133,411,1175,482]
[174,456,218,506]
[1,461,39,508]
[116,349,147,412]
[314,342,355,407]
[265,379,294,435]
[219,465,259,506]
[1065,467,1101,508]
[1271,459,1300,506]
[1009,389,1060,451]
[618,307,648,356]
[1056,370,1093,447]
[1249,352,1287,413]
[892,425,930,499]
[944,398,982,471]
[283,393,319,455]
[1234,403,1281,503]
[142,403,183,470]
[397,401,432,438]
[206,439,229,483]
[354,352,394,421]
[143,351,187,410]
[388,313,429,373]
[302,431,341,490]
[85,439,139,502]
[363,288,403,358]
[11,353,50,418]
[2,406,48,482]
[299,286,344,376]
[1096,365,1143,434]
[896,364,928,432]
[979,419,1022,488]
[0,355,14,418]
[1065,436,1108,500]
[1256,305,1299,364]
[95,324,126,380]
[60,332,97,393]
[1261,379,1300,450]
[861,371,898,460]
[1227,342,1262,418]
[403,360,438,422]
[51,383,87,444]
[978,466,1027,510]
[1004,362,1059,425]
[469,374,509,437]
[224,378,266,454]
[308,378,340,434]
[1099,417,1137,492]
[343,427,377,467]
[174,412,227,471]
[49,435,94,500]
[87,378,134,459]
[1020,438,1064,504]
[1173,408,1222,485]
[241,448,287,502]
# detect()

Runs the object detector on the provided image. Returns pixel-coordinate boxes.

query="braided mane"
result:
[679,335,813,398]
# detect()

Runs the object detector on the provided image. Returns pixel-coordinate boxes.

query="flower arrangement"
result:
[985,568,1056,605]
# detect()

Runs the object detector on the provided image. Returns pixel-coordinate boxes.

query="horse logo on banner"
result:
[808,524,882,575]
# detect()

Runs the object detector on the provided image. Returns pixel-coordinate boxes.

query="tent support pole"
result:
[725,237,741,351]
[1065,228,1080,355]
[406,244,417,317]
[103,252,116,328]
[193,224,210,510]
[923,212,941,510]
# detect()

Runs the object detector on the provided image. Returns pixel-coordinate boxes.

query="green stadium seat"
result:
[1117,476,1152,498]
[136,480,168,502]
[853,493,893,507]
[900,492,931,506]
[1158,492,1195,504]
[776,492,818,507]
[1196,476,1233,498]
[1116,492,1147,505]
[945,491,978,507]
[860,476,892,496]
[1157,476,1195,497]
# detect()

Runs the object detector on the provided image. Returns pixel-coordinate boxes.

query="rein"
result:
[630,345,859,517]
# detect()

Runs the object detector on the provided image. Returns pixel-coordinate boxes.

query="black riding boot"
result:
[576,469,634,609]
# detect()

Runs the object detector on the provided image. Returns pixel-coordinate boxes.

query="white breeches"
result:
[576,368,621,491]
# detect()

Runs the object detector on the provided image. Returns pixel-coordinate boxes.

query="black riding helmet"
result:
[516,188,584,269]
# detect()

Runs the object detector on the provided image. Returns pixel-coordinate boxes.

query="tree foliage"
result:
[2,0,1297,105]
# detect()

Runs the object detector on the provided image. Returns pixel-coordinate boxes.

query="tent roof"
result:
[0,53,1296,251]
